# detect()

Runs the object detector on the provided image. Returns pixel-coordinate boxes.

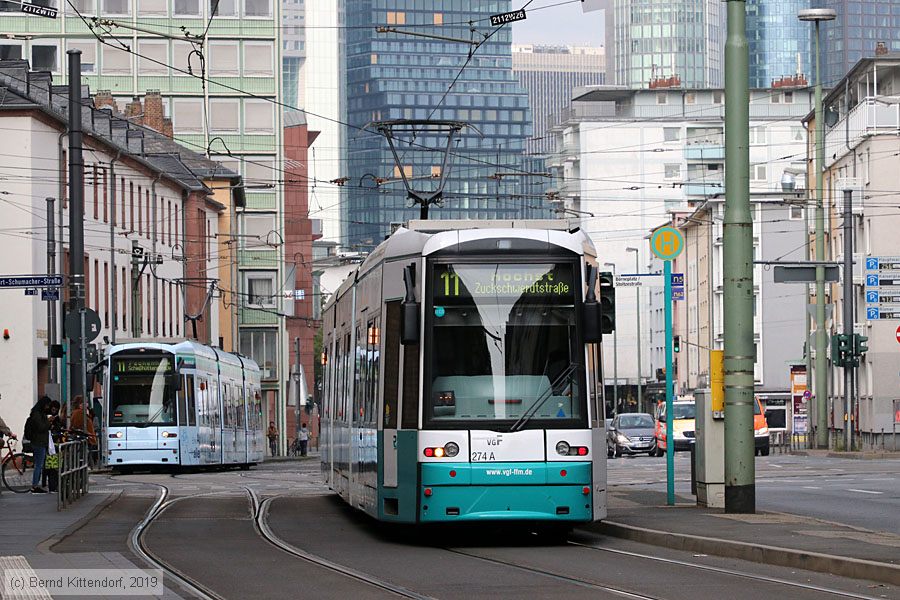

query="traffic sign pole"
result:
[66,49,86,410]
[664,259,675,506]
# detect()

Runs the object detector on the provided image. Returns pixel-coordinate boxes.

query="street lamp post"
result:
[799,7,836,449]
[626,247,642,412]
[604,262,619,417]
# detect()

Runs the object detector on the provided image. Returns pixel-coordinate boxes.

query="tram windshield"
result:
[109,355,176,427]
[427,262,586,430]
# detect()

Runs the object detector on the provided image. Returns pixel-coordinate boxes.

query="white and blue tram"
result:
[321,220,609,524]
[103,340,266,470]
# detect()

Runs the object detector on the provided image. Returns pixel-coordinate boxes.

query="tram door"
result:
[178,374,199,465]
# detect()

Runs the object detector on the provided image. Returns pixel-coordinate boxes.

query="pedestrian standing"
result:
[298,423,309,456]
[26,396,52,494]
[267,421,278,457]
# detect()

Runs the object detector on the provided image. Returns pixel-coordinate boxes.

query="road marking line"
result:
[847,488,883,495]
[802,486,821,489]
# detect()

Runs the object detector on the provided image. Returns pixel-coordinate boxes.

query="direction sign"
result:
[64,308,102,343]
[650,227,684,261]
[21,2,58,18]
[868,306,900,320]
[0,275,63,288]
[489,8,526,26]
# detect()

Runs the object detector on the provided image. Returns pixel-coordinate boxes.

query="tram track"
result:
[566,538,889,600]
[247,488,435,600]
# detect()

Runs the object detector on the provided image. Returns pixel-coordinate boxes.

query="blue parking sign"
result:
[866,290,879,303]
[867,307,880,320]
[866,257,879,271]
[866,274,880,287]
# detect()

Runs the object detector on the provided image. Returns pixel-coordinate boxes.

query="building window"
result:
[243,158,275,189]
[433,12,442,25]
[67,0,94,13]
[102,43,132,75]
[240,329,277,379]
[244,271,276,306]
[212,0,236,17]
[663,127,680,142]
[241,213,275,248]
[371,53,378,64]
[173,41,196,76]
[243,0,270,17]
[684,92,696,105]
[138,0,167,15]
[68,41,96,73]
[749,126,766,145]
[0,45,22,61]
[209,99,239,132]
[751,164,767,181]
[138,40,168,74]
[656,92,668,105]
[172,99,205,133]
[770,92,780,104]
[243,100,274,133]
[102,0,129,15]
[32,45,59,72]
[712,91,724,104]
[783,91,794,104]
[789,205,803,220]
[174,0,200,15]
[664,164,681,180]
[209,41,239,76]
[386,11,405,24]
[244,42,273,76]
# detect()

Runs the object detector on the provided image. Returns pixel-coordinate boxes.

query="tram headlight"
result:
[555,441,570,456]
[444,442,459,457]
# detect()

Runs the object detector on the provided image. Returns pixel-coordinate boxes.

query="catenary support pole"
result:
[66,50,86,404]
[843,189,853,451]
[813,18,829,449]
[47,197,57,384]
[723,0,755,513]
[634,252,643,412]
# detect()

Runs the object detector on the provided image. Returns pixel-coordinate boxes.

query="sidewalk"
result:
[0,482,182,599]
[588,487,900,586]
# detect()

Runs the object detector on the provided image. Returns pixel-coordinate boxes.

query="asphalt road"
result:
[607,452,900,533]
[75,458,896,600]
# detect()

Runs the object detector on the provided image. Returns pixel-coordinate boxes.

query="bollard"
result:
[689,440,697,496]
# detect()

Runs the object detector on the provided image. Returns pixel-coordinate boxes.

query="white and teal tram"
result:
[103,340,265,470]
[320,220,609,524]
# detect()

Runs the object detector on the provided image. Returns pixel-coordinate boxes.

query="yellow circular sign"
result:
[650,226,684,261]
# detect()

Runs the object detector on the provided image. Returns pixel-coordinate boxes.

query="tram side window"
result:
[367,316,380,428]
[343,333,351,423]
[177,379,189,426]
[401,343,419,429]
[224,384,233,428]
[185,376,196,426]
[238,387,246,429]
[382,303,400,429]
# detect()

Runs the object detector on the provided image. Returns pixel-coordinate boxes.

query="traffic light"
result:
[673,335,681,353]
[831,333,852,367]
[853,333,869,357]
[598,271,616,334]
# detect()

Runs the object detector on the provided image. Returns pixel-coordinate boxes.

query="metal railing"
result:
[57,439,89,510]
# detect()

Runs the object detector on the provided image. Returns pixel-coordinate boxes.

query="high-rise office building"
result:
[601,0,726,88]
[512,45,605,156]
[820,0,900,87]
[344,1,550,248]
[747,0,812,89]
[282,0,305,109]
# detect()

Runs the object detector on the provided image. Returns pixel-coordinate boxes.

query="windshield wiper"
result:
[508,363,579,433]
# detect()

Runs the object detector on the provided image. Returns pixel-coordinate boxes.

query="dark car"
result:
[607,413,657,458]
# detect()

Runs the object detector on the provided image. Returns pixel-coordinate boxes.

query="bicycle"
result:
[288,438,301,457]
[1,435,35,493]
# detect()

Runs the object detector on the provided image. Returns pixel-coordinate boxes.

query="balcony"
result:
[683,179,724,197]
[684,144,725,161]
[825,97,900,168]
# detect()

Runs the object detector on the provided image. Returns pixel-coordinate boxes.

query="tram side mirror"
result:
[401,264,420,346]
[583,266,602,343]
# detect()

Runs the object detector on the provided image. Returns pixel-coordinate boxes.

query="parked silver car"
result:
[607,413,657,457]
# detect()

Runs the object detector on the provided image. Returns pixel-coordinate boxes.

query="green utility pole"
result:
[723,0,755,513]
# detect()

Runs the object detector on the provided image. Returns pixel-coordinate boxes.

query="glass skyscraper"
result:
[602,0,726,88]
[747,0,812,89]
[819,0,900,87]
[344,0,550,248]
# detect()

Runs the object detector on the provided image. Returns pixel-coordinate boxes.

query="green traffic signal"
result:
[673,335,681,353]
[598,271,616,334]
[854,333,869,356]
[831,333,849,367]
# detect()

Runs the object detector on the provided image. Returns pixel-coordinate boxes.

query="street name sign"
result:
[0,275,63,288]
[614,273,663,287]
[490,9,526,26]
[21,2,58,18]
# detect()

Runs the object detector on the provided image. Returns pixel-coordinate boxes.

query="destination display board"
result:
[432,263,574,304]
[114,357,174,375]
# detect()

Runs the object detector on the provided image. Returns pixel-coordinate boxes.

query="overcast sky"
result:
[511,2,605,47]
